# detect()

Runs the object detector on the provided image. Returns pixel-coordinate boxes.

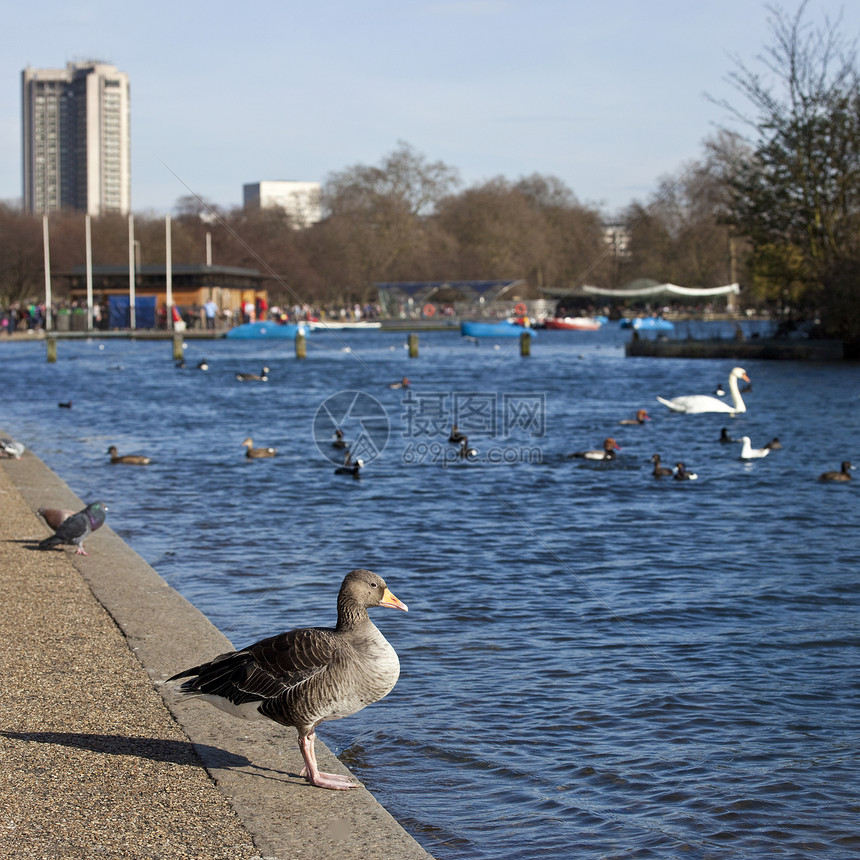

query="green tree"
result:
[712,1,860,345]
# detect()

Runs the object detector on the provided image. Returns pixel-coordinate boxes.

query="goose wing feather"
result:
[171,627,337,706]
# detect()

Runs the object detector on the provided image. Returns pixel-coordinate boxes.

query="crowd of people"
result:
[0,299,384,334]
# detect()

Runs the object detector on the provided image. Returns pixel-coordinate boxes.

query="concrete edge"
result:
[3,449,433,860]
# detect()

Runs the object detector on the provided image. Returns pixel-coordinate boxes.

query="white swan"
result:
[657,367,750,415]
[739,436,769,459]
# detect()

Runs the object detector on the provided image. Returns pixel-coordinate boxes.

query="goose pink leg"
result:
[298,733,359,790]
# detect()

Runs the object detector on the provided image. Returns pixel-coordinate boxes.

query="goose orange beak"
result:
[380,588,408,612]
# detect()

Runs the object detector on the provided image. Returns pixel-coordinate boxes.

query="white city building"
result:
[22,61,131,216]
[243,180,322,228]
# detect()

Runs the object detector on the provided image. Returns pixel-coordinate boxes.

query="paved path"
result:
[0,446,432,860]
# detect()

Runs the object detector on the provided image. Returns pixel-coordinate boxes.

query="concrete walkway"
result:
[0,445,432,860]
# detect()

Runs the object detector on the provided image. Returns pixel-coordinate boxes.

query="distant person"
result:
[204,299,218,330]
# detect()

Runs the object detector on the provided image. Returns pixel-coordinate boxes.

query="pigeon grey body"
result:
[37,507,77,531]
[37,501,108,555]
[169,568,407,790]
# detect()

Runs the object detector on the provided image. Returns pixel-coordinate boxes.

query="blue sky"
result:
[3,1,858,217]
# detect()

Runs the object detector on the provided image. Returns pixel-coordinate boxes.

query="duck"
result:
[657,367,750,415]
[241,437,277,458]
[719,427,736,444]
[459,437,478,459]
[196,359,209,371]
[236,366,270,382]
[673,462,698,480]
[650,453,674,478]
[332,429,349,450]
[738,436,770,459]
[568,437,621,461]
[335,458,363,478]
[107,445,151,465]
[714,383,726,396]
[168,568,408,790]
[819,461,854,482]
[448,424,466,444]
[764,437,783,450]
[388,377,410,389]
[58,400,73,408]
[619,409,650,425]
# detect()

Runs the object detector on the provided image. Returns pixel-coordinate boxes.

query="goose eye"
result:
[370,582,378,588]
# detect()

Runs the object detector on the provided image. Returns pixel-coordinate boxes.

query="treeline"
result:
[0,144,742,314]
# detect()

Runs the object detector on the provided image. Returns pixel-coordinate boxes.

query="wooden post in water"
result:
[172,333,184,362]
[520,331,531,357]
[46,333,57,363]
[408,333,419,358]
[295,329,307,359]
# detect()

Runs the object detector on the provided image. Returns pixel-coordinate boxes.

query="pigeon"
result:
[37,501,108,555]
[169,568,407,790]
[37,507,77,531]
[0,438,25,459]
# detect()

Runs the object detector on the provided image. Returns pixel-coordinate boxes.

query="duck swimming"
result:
[819,461,853,482]
[168,568,408,790]
[568,437,621,461]
[657,367,750,415]
[236,366,270,382]
[650,453,674,478]
[332,429,349,450]
[241,437,277,458]
[107,445,151,465]
[719,427,736,444]
[619,409,650,425]
[335,458,363,478]
[448,424,466,444]
[764,437,782,450]
[459,437,477,459]
[673,462,698,480]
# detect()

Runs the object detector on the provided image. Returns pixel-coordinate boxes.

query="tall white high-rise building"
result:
[22,61,131,216]
[243,181,322,228]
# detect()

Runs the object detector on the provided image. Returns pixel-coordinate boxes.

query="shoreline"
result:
[0,445,433,859]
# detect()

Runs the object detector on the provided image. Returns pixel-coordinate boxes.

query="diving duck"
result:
[568,437,621,461]
[619,409,650,425]
[107,445,151,465]
[650,453,674,478]
[236,366,270,382]
[819,461,853,482]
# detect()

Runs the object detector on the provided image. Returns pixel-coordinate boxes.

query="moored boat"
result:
[543,316,603,331]
[225,321,311,339]
[620,316,674,332]
[460,319,537,338]
[308,320,382,330]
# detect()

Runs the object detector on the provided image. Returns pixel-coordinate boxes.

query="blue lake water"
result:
[1,322,859,859]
